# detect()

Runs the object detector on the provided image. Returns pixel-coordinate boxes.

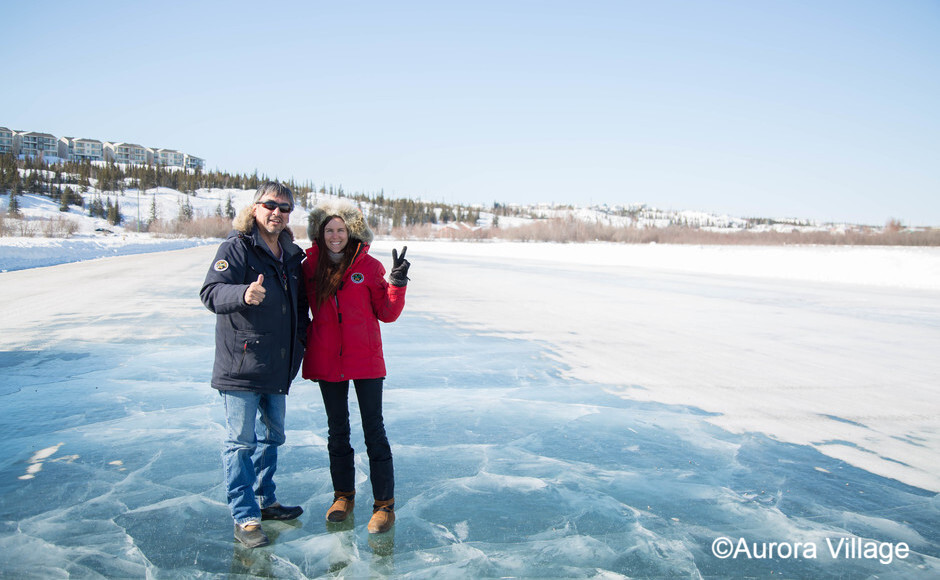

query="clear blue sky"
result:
[3,1,938,225]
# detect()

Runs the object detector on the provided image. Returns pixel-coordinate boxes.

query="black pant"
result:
[318,378,394,501]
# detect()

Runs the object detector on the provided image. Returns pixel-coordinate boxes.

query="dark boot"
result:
[260,502,304,521]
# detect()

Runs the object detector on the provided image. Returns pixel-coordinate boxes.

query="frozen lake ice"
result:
[0,242,937,578]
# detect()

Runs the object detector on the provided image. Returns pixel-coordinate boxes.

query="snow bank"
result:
[0,234,217,272]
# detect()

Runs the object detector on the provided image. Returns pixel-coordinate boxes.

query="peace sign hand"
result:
[390,246,410,287]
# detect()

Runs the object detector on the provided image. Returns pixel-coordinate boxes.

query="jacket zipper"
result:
[333,291,343,356]
[236,340,249,373]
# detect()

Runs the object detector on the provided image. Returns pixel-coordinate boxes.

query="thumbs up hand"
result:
[245,274,266,306]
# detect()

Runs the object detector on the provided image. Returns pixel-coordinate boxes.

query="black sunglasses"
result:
[255,200,293,213]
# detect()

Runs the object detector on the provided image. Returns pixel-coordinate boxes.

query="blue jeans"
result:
[221,390,286,525]
[319,378,394,501]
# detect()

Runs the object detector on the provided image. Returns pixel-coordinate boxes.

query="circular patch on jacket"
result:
[213,259,229,272]
[350,272,364,284]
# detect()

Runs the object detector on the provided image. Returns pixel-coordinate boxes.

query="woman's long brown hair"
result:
[311,216,362,309]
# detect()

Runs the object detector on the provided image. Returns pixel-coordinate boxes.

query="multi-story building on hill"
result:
[2,124,204,168]
[58,137,105,162]
[0,127,14,155]
[105,142,152,165]
[13,131,58,159]
[184,153,205,171]
[154,148,185,167]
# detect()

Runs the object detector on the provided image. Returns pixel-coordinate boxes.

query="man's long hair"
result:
[311,216,361,309]
[233,181,295,234]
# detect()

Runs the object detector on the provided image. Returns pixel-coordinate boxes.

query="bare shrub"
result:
[390,223,436,240]
[492,222,940,246]
[39,216,79,238]
[498,218,621,243]
[148,216,231,238]
[885,218,904,233]
[290,225,309,241]
[13,218,39,237]
[0,215,34,237]
[180,216,231,238]
[444,226,490,241]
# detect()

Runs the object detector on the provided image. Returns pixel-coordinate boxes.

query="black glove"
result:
[389,246,410,287]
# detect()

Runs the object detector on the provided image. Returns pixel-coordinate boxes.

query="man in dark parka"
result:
[200,181,309,548]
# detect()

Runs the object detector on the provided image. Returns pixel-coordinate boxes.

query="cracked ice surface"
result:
[0,242,938,578]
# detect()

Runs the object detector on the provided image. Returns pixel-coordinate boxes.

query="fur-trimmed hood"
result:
[307,198,374,245]
[232,204,257,234]
[232,204,295,241]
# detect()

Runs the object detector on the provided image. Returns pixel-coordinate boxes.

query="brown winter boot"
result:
[326,491,355,523]
[368,499,395,534]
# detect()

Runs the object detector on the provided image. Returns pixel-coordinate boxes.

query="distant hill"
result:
[1,156,934,244]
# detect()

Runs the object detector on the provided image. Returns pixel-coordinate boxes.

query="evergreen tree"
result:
[108,198,123,225]
[178,196,194,222]
[224,195,235,218]
[149,194,158,223]
[27,170,42,194]
[59,187,72,212]
[7,192,20,215]
[89,195,105,218]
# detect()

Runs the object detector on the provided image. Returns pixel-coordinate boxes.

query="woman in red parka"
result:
[302,199,409,534]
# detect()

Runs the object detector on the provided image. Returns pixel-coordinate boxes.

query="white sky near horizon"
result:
[2,0,938,226]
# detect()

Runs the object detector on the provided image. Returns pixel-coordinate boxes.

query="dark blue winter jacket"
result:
[200,227,309,394]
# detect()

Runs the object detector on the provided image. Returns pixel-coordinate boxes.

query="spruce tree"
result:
[59,187,72,212]
[107,198,123,225]
[28,170,42,194]
[178,197,193,222]
[8,192,20,215]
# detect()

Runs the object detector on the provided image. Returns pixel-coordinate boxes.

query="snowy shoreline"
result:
[0,234,217,272]
[4,234,940,289]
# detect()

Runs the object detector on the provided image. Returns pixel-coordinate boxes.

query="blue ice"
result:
[0,305,937,578]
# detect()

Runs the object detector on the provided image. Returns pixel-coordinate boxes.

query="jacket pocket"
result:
[232,329,273,380]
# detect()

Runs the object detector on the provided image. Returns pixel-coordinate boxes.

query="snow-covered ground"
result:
[399,241,940,493]
[1,237,937,577]
[0,234,216,272]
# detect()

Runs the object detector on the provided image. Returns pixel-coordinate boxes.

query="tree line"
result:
[1,153,485,229]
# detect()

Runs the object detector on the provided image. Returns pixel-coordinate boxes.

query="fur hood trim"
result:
[232,204,255,234]
[232,205,294,241]
[307,199,374,244]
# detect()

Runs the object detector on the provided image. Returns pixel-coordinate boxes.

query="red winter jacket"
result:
[301,243,406,382]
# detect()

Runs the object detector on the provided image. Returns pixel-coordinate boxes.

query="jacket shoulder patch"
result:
[213,259,229,272]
